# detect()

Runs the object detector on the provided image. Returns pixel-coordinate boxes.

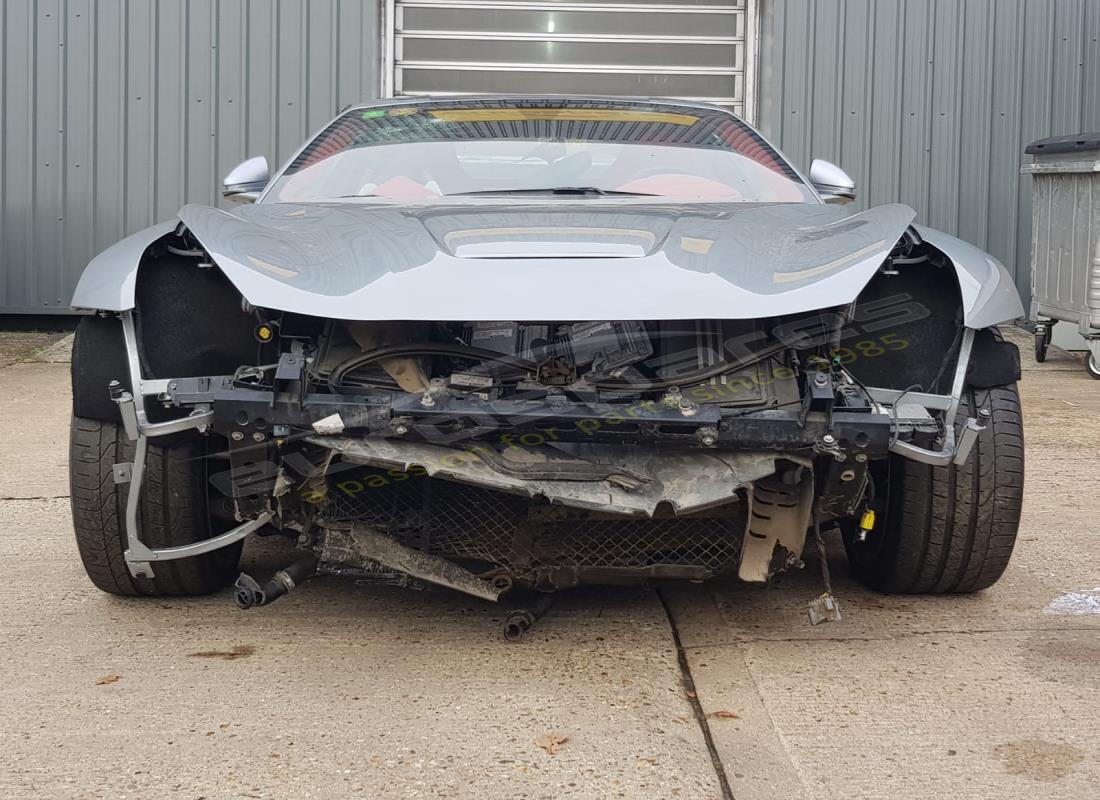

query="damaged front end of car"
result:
[101,235,1017,606]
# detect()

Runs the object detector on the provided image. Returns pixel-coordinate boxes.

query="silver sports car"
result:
[70,97,1024,627]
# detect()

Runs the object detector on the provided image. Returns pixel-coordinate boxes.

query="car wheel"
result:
[69,416,241,596]
[1087,352,1100,380]
[844,385,1023,593]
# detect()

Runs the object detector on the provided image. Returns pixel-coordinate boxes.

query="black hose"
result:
[588,341,788,391]
[503,593,556,642]
[234,554,318,609]
[328,342,537,389]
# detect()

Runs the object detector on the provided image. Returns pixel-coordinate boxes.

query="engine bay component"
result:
[346,321,430,393]
[468,320,521,355]
[464,319,654,380]
[328,341,537,389]
[318,317,794,397]
[564,320,653,372]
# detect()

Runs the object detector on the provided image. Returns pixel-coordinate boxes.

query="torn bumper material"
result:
[309,437,792,517]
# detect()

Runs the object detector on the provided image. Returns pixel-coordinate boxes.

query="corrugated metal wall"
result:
[0,0,381,313]
[757,0,1100,306]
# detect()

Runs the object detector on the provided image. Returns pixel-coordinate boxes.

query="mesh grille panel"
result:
[534,517,742,570]
[324,468,743,578]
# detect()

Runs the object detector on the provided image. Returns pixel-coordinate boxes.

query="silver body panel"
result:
[72,220,177,312]
[72,200,1022,327]
[913,225,1025,329]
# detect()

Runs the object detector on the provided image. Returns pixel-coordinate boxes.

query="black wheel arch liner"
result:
[72,247,260,424]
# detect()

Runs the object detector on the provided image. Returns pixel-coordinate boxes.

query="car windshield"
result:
[266,100,815,204]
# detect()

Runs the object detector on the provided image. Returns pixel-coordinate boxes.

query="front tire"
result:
[845,385,1023,593]
[69,416,241,596]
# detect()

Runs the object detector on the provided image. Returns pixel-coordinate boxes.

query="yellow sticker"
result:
[772,241,886,284]
[429,108,699,126]
[680,237,715,255]
[387,107,418,117]
[247,255,299,278]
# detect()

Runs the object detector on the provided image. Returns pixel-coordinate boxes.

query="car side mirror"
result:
[809,159,856,204]
[223,156,270,205]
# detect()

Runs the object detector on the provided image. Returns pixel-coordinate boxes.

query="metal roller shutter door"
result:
[384,0,757,119]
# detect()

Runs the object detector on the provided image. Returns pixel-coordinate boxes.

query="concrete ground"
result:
[0,327,1096,800]
[0,329,71,368]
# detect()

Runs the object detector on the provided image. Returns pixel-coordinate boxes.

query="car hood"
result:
[175,200,916,321]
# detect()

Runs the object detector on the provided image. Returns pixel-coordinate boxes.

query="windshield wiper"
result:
[320,194,400,200]
[447,186,657,197]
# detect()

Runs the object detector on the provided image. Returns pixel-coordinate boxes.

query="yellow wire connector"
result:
[858,509,876,541]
